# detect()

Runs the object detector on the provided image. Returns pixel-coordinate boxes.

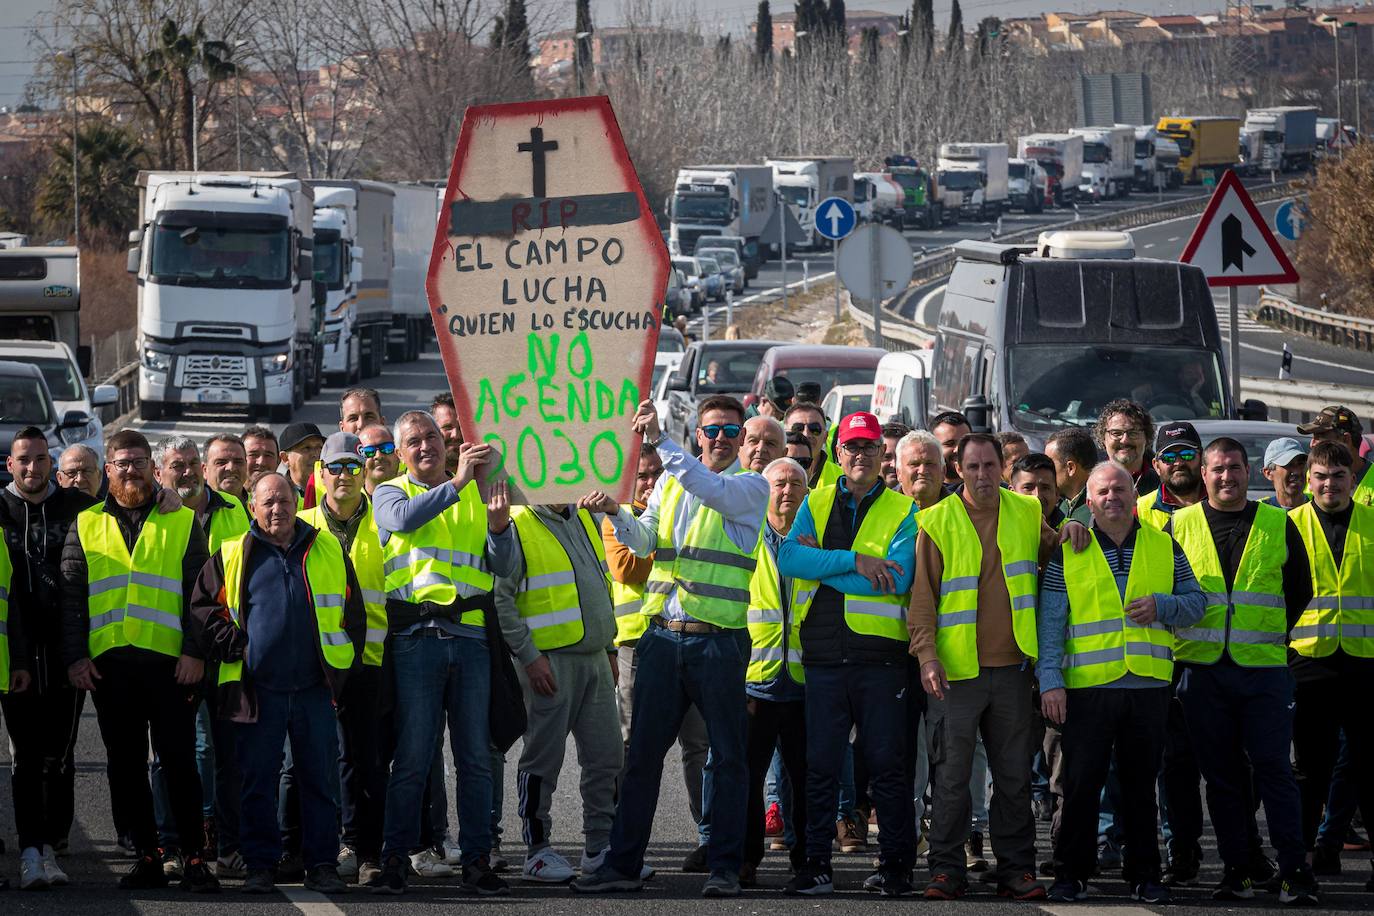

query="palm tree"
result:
[143,18,237,169]
[38,123,147,244]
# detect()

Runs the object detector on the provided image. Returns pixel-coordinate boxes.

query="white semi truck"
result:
[309,180,394,383]
[128,171,319,422]
[1243,106,1319,173]
[1017,134,1083,207]
[1131,125,1181,191]
[390,183,437,362]
[764,157,855,250]
[1070,126,1135,200]
[936,143,1009,222]
[669,165,774,276]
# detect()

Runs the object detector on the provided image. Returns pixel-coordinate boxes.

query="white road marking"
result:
[1041,906,1159,916]
[1143,243,1155,249]
[1167,235,1181,242]
[280,886,348,916]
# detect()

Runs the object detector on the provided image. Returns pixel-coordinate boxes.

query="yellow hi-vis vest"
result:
[921,488,1042,681]
[1061,523,1176,687]
[510,506,610,651]
[1288,501,1374,659]
[381,475,491,628]
[300,500,388,666]
[77,504,195,660]
[207,492,251,556]
[1171,501,1288,667]
[609,506,649,646]
[642,472,755,629]
[0,544,11,692]
[1136,490,1173,531]
[793,483,914,642]
[812,453,842,491]
[216,530,354,685]
[747,535,808,684]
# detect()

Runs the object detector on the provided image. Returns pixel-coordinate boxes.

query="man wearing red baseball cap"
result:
[777,412,919,896]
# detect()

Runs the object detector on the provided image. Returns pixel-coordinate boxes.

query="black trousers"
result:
[1160,682,1204,862]
[745,695,808,869]
[1055,685,1170,884]
[338,664,387,861]
[90,653,205,857]
[0,684,85,850]
[1293,667,1374,850]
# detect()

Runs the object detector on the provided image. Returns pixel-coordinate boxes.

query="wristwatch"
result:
[647,430,668,449]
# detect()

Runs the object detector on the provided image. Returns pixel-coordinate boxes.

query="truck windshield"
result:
[314,230,344,290]
[1134,140,1153,158]
[778,186,811,208]
[150,215,291,288]
[1160,131,1192,157]
[29,357,82,401]
[939,171,982,191]
[673,193,731,222]
[1082,143,1109,164]
[1008,163,1027,179]
[1008,345,1226,432]
[0,375,52,425]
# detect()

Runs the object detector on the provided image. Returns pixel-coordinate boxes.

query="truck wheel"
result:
[138,400,163,422]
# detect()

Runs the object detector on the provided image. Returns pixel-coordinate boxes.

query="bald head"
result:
[1086,461,1135,526]
[763,456,808,531]
[250,472,298,546]
[742,415,786,473]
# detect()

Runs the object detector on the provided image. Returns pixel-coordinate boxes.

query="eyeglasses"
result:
[790,422,824,436]
[324,462,363,477]
[1104,428,1145,441]
[58,467,97,479]
[841,440,881,457]
[700,423,742,440]
[793,456,812,469]
[360,442,396,459]
[110,458,151,472]
[1159,448,1198,464]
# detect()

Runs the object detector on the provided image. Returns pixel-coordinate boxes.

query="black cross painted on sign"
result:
[517,127,559,198]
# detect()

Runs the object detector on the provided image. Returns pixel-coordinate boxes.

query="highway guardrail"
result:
[1255,288,1374,352]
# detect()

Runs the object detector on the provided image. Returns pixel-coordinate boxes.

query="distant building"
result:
[750,9,905,54]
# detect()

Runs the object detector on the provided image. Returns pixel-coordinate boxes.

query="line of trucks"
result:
[669,107,1343,265]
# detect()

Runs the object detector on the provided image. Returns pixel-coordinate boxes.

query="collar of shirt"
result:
[249,518,312,553]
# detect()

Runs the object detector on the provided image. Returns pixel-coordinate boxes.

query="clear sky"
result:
[0,0,1281,109]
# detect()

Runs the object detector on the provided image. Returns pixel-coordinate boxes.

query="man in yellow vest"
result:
[205,434,251,515]
[1136,422,1204,530]
[786,401,841,489]
[1298,405,1374,507]
[359,424,401,498]
[371,409,516,896]
[1036,462,1204,904]
[156,436,250,555]
[278,423,325,509]
[298,432,388,887]
[190,472,364,895]
[743,457,812,885]
[574,396,767,898]
[773,411,917,896]
[1169,436,1319,904]
[60,429,216,892]
[494,498,621,884]
[1286,440,1374,887]
[909,433,1090,901]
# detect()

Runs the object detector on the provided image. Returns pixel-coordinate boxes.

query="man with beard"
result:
[205,435,250,511]
[432,393,464,474]
[1095,400,1160,497]
[741,416,787,473]
[56,445,102,499]
[61,429,215,891]
[882,423,912,492]
[1138,423,1204,530]
[359,425,401,497]
[157,437,250,555]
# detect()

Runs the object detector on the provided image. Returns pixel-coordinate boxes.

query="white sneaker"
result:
[580,847,655,880]
[409,847,456,877]
[40,846,68,887]
[337,845,359,880]
[20,847,49,891]
[442,837,463,866]
[522,848,575,883]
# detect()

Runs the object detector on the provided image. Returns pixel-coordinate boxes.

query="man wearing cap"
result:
[298,433,389,887]
[278,423,325,509]
[1299,407,1374,506]
[1285,440,1374,888]
[777,411,918,896]
[1138,423,1204,530]
[756,377,794,420]
[1262,439,1309,510]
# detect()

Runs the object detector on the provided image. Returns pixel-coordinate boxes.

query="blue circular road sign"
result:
[815,196,857,241]
[1275,200,1303,242]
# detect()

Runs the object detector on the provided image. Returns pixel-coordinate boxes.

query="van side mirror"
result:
[668,373,690,392]
[1239,398,1269,422]
[961,395,992,433]
[126,245,140,274]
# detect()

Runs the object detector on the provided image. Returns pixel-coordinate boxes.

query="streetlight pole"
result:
[66,50,79,250]
[1355,24,1363,139]
[794,30,807,155]
[574,31,592,95]
[896,28,910,155]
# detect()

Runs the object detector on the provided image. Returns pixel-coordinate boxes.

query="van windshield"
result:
[1007,345,1225,431]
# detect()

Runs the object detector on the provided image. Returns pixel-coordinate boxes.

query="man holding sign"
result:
[574,397,768,898]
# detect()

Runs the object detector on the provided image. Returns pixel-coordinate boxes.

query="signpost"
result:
[836,224,915,346]
[426,96,668,504]
[815,196,856,320]
[1180,170,1299,414]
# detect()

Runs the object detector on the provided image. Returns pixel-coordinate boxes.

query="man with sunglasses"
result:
[786,402,840,490]
[358,425,401,497]
[575,396,767,898]
[299,432,389,887]
[1138,423,1204,530]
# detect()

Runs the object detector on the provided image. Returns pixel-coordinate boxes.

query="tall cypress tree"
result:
[755,0,773,61]
[491,0,531,69]
[945,0,964,56]
[574,0,594,92]
[913,0,934,62]
[828,0,846,42]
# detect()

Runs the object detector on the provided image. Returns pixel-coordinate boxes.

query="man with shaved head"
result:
[741,416,787,474]
[1037,462,1204,904]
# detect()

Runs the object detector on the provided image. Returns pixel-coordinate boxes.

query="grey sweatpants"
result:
[517,650,623,855]
[617,643,709,827]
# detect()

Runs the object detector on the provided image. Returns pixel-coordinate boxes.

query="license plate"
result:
[198,389,233,404]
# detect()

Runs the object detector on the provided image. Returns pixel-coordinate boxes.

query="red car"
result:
[744,344,886,410]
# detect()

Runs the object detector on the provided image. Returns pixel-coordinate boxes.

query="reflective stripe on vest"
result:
[207,492,251,556]
[300,501,388,666]
[381,475,491,627]
[747,536,806,684]
[511,506,610,651]
[641,472,755,629]
[793,483,915,642]
[217,529,355,685]
[0,547,11,692]
[1136,490,1172,531]
[1289,501,1374,659]
[921,488,1042,681]
[1171,501,1288,667]
[1061,523,1176,687]
[77,504,195,660]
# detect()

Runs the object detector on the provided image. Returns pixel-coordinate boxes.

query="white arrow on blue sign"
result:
[1274,199,1303,242]
[814,196,857,241]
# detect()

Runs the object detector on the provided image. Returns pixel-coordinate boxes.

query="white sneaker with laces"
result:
[523,848,575,883]
[20,847,49,891]
[580,847,655,880]
[40,846,68,887]
[410,847,456,878]
[337,846,359,880]
[442,838,463,866]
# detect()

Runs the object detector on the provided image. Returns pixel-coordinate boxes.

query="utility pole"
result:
[69,49,80,251]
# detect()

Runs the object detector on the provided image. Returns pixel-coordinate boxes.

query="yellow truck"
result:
[1155,116,1241,184]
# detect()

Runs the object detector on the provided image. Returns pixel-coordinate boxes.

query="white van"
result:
[870,350,933,427]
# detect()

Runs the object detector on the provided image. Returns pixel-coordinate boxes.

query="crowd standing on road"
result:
[0,383,1371,905]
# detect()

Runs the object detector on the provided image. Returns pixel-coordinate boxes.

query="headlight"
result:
[261,350,292,375]
[142,347,171,373]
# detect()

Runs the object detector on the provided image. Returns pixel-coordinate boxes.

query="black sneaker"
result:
[180,857,221,894]
[681,845,708,873]
[1250,850,1277,886]
[461,858,509,897]
[241,869,275,894]
[369,855,406,895]
[304,865,347,894]
[1213,867,1254,900]
[1312,844,1341,876]
[784,863,834,896]
[1131,880,1171,904]
[1097,838,1123,873]
[878,870,914,897]
[1047,878,1088,902]
[1278,866,1320,906]
[119,855,170,890]
[1162,855,1199,886]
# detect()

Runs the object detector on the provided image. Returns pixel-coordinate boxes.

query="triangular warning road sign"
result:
[1179,170,1298,287]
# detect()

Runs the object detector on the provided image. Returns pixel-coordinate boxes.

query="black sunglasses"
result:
[324,462,363,477]
[700,423,743,440]
[790,422,825,436]
[793,456,812,469]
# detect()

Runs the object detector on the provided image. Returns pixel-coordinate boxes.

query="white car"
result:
[0,338,116,461]
[822,384,875,424]
[653,352,684,426]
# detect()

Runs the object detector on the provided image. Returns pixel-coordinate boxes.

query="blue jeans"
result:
[382,633,492,865]
[605,625,749,877]
[234,684,340,872]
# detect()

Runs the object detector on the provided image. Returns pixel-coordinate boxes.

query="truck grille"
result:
[182,354,249,389]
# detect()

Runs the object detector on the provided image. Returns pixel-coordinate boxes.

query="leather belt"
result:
[651,615,725,635]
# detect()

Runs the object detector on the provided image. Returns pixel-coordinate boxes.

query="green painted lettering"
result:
[475,377,499,423]
[551,429,585,486]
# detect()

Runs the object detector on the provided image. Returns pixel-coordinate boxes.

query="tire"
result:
[138,400,163,422]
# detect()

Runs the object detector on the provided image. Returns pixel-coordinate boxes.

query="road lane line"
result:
[280,885,348,916]
[1042,906,1158,916]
